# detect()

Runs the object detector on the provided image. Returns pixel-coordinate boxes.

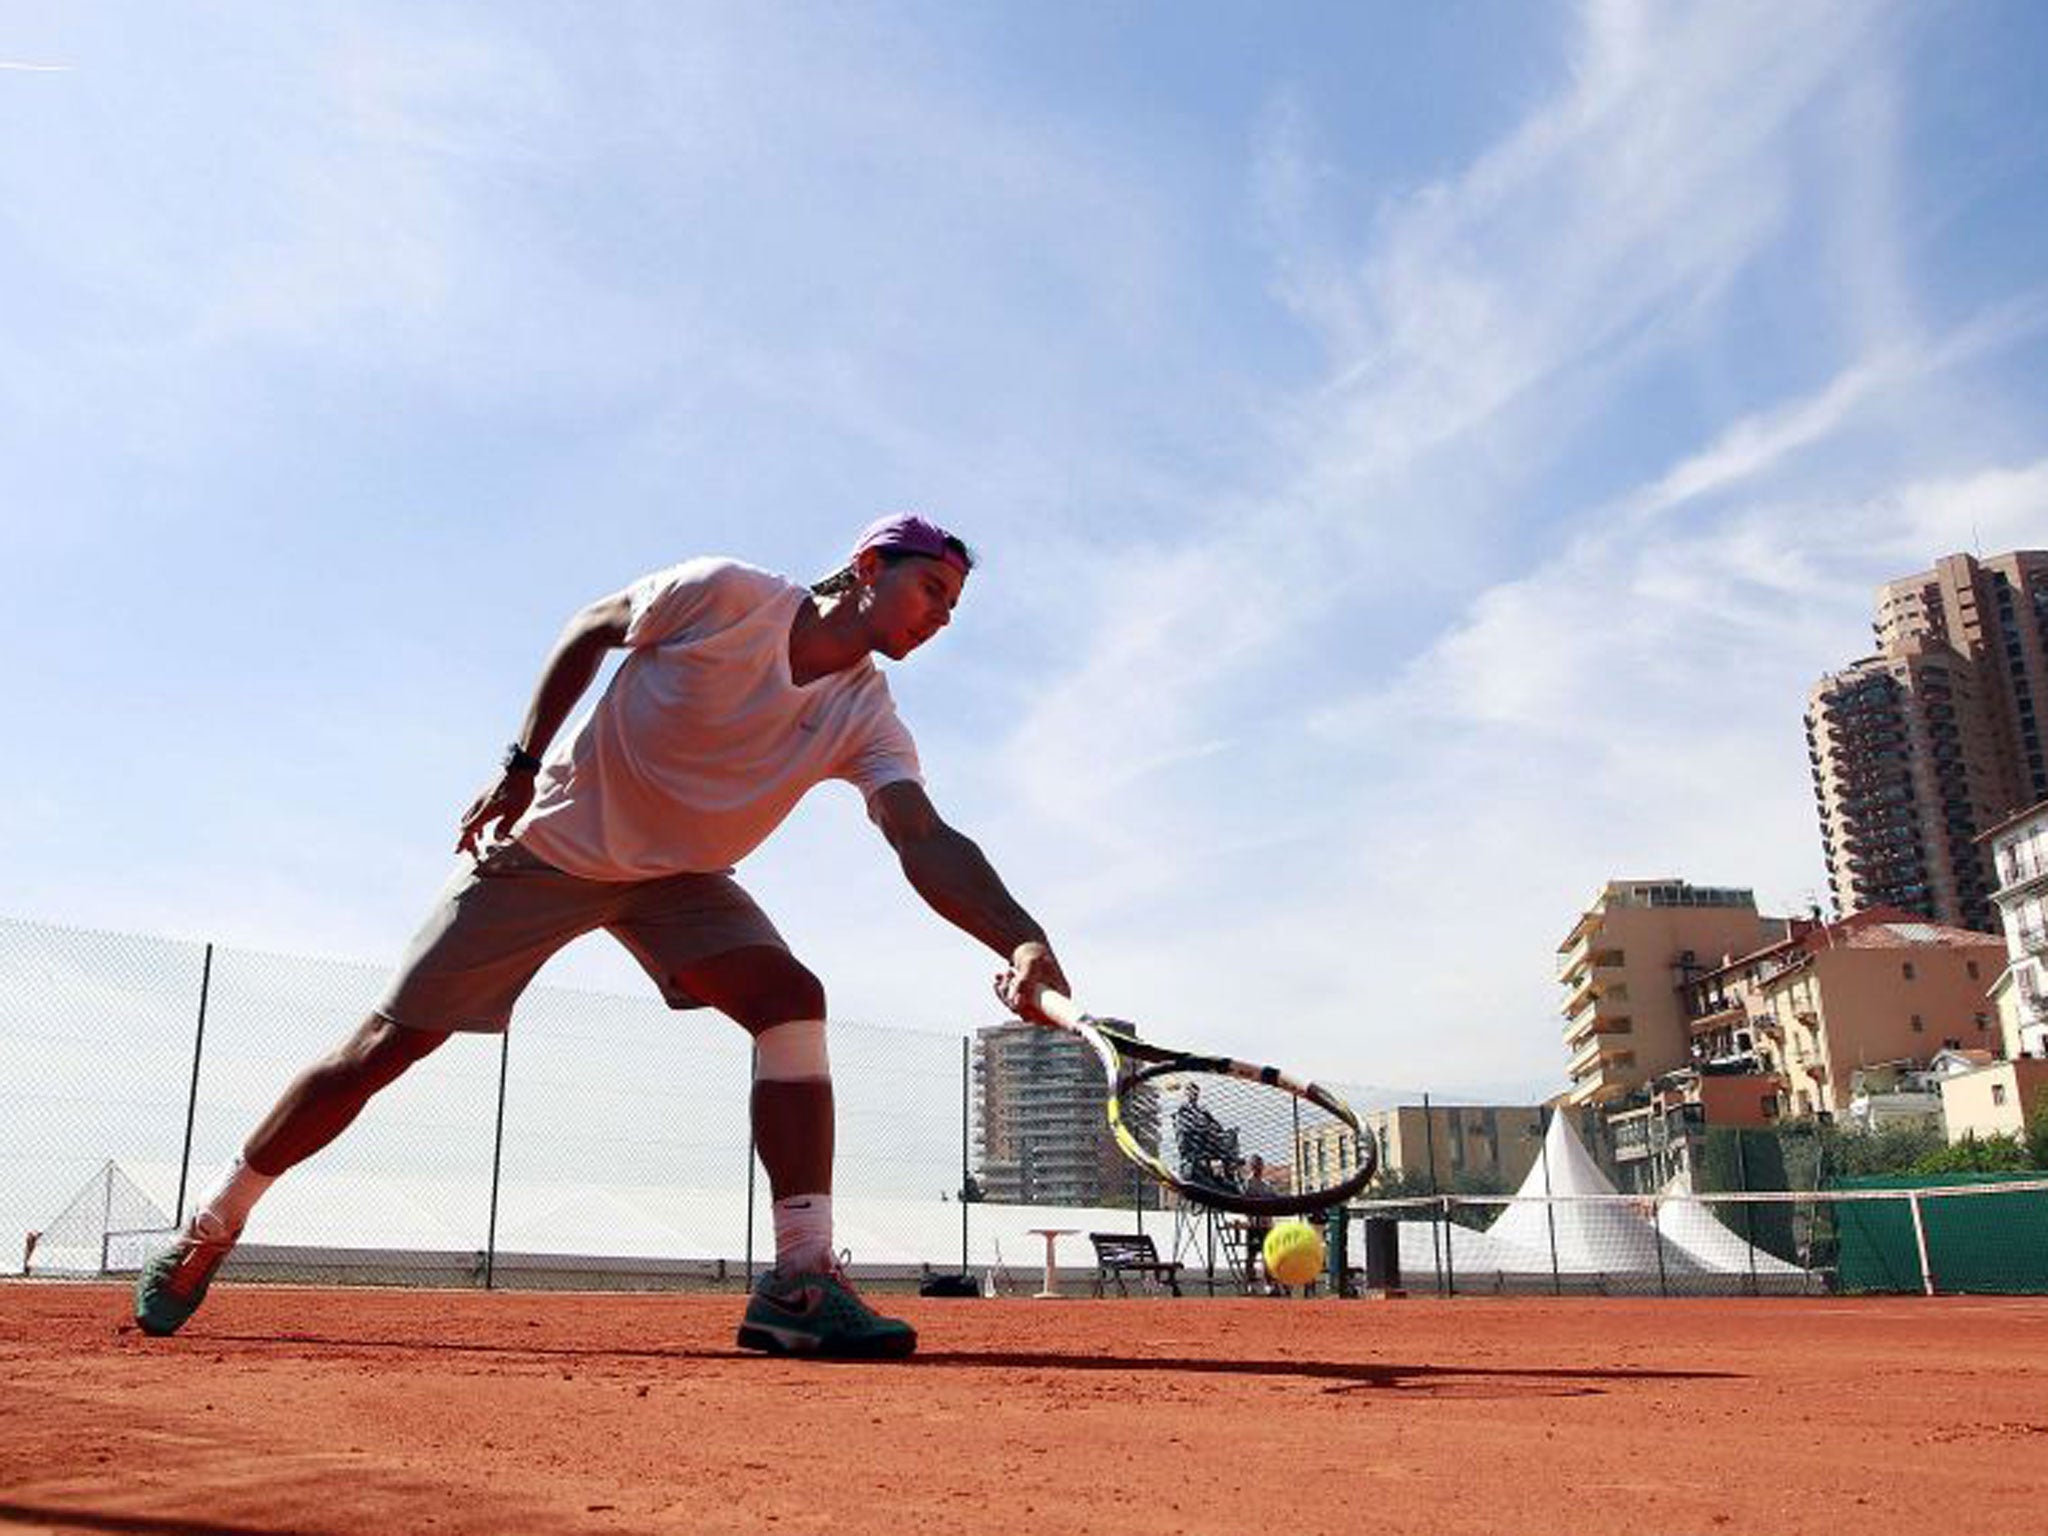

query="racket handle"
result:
[1025,985,1089,1031]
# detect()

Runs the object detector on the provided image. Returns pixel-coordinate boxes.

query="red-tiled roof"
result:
[1806,907,2004,950]
[1705,906,2002,977]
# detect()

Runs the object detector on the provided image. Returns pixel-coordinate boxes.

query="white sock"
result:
[772,1193,833,1274]
[196,1155,275,1234]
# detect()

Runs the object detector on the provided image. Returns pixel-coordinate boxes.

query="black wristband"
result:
[502,743,543,775]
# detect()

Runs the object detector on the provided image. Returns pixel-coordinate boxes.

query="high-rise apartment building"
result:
[1809,550,2048,932]
[1557,880,1787,1105]
[970,1020,1156,1207]
[1807,637,2004,930]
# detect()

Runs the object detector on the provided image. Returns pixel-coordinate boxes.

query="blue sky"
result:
[7,1,2048,1099]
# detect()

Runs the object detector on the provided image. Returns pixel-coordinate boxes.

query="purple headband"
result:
[850,513,972,576]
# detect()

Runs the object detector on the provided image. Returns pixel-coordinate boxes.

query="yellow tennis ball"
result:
[1262,1220,1324,1288]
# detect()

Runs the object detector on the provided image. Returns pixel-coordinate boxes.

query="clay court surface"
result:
[3,1285,2046,1535]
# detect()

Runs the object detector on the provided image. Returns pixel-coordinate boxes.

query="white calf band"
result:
[753,1018,831,1081]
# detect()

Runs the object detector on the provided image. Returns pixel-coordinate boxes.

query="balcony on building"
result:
[1994,844,2048,903]
[1561,960,1626,1019]
[1567,1034,1635,1082]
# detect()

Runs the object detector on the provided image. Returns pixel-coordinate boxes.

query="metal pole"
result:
[960,1034,970,1274]
[172,943,215,1228]
[1441,1195,1455,1296]
[1540,1110,1560,1296]
[1736,1130,1758,1296]
[1421,1096,1443,1293]
[1908,1191,1936,1297]
[744,1041,759,1282]
[1651,1197,1667,1298]
[483,1031,510,1290]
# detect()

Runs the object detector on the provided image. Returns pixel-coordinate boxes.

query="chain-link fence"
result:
[4,917,987,1292]
[1343,1181,2048,1297]
[12,915,2048,1299]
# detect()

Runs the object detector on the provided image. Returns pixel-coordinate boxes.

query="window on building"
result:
[1992,1084,2009,1107]
[1902,961,1916,980]
[1911,1014,1925,1032]
[1968,960,1981,980]
[1976,1013,1990,1030]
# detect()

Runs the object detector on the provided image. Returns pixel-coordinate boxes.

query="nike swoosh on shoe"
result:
[757,1284,826,1318]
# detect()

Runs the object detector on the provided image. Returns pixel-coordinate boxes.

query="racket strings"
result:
[1123,1069,1353,1209]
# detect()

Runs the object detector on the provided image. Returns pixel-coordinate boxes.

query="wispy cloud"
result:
[9,2,2048,1101]
[977,0,2048,1089]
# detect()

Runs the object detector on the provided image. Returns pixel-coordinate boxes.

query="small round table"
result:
[1027,1227,1079,1299]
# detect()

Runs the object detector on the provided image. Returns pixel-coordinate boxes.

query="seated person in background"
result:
[1172,1081,1240,1190]
[1241,1154,1276,1290]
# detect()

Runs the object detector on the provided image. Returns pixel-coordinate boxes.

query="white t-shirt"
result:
[513,558,923,880]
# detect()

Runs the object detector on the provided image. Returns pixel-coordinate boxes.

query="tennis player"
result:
[135,514,1068,1358]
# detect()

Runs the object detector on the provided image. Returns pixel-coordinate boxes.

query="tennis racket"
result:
[1024,987,1377,1218]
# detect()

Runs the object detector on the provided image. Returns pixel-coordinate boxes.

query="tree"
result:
[1908,1132,2033,1177]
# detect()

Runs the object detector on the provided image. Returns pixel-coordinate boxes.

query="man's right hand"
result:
[994,941,1069,1023]
[456,771,538,855]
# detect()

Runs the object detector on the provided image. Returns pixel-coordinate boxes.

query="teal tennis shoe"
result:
[134,1214,239,1337]
[737,1257,917,1359]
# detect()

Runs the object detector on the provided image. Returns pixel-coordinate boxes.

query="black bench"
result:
[1089,1232,1183,1297]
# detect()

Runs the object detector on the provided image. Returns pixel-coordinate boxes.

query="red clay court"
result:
[5,1286,2046,1535]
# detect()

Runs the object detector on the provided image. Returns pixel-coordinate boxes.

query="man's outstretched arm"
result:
[455,590,633,853]
[871,781,1069,1011]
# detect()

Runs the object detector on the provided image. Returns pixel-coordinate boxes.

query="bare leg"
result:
[136,1012,455,1335]
[669,945,915,1355]
[243,1014,452,1175]
[670,947,831,1199]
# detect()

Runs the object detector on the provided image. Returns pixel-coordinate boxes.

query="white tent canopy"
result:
[1373,1111,1811,1289]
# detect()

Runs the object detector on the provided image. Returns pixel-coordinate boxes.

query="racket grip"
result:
[1025,985,1088,1030]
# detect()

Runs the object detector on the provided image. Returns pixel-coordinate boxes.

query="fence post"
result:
[959,1033,970,1275]
[483,1031,510,1290]
[744,1040,759,1282]
[1736,1130,1758,1297]
[1422,1095,1443,1292]
[1908,1191,1936,1296]
[173,942,215,1228]
[1441,1195,1455,1296]
[1650,1197,1667,1298]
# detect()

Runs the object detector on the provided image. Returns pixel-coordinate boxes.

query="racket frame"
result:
[1026,989,1378,1219]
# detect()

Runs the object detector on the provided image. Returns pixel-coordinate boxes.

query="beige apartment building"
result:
[1809,550,2048,932]
[1940,1058,2048,1141]
[1684,908,2005,1120]
[1296,1121,1366,1201]
[1557,880,1787,1105]
[1362,1104,1551,1192]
